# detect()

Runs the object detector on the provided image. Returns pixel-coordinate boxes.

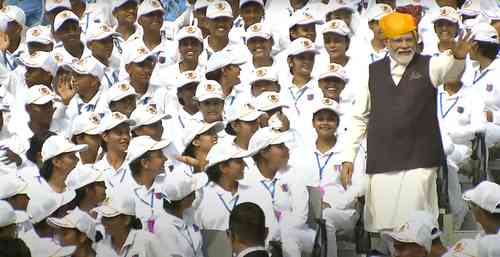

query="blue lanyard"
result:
[78,103,96,114]
[229,95,236,106]
[473,69,491,85]
[142,96,152,105]
[177,226,197,256]
[178,115,185,128]
[288,86,309,114]
[260,179,277,202]
[438,92,459,119]
[217,193,239,213]
[3,51,17,71]
[84,13,90,33]
[104,72,117,88]
[315,152,334,181]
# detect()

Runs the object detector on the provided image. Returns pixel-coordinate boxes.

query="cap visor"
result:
[201,122,225,135]
[14,210,29,224]
[47,217,74,229]
[31,95,55,105]
[68,144,89,154]
[94,205,121,218]
[51,245,77,257]
[239,111,264,122]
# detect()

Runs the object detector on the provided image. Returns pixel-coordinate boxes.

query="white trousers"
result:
[281,223,338,257]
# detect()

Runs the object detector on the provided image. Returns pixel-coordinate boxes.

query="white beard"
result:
[391,51,415,65]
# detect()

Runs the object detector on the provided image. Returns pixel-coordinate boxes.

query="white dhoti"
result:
[364,167,439,232]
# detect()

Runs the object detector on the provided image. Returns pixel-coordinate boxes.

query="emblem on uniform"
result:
[457,106,464,113]
[486,84,493,92]
[281,184,288,192]
[307,94,314,101]
[255,68,267,77]
[154,192,162,199]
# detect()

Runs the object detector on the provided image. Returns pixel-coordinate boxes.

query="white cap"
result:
[25,85,55,105]
[71,112,103,136]
[194,0,216,10]
[26,25,53,44]
[28,190,76,223]
[442,239,479,257]
[205,141,250,169]
[287,37,320,57]
[65,57,105,80]
[245,23,272,42]
[289,10,323,29]
[226,102,263,123]
[176,70,201,89]
[53,10,79,32]
[327,0,356,13]
[195,80,225,102]
[130,104,171,130]
[99,112,135,132]
[41,134,88,162]
[206,1,233,19]
[408,210,442,240]
[106,81,137,104]
[382,220,433,253]
[162,173,205,201]
[112,0,139,11]
[183,121,224,147]
[45,0,71,12]
[459,0,481,17]
[0,200,26,227]
[254,92,287,111]
[18,51,57,76]
[0,175,29,199]
[206,48,246,73]
[432,7,461,24]
[93,191,135,217]
[176,25,203,42]
[249,127,294,154]
[318,63,349,82]
[312,98,341,115]
[240,0,264,7]
[138,0,165,17]
[85,22,118,42]
[122,40,154,65]
[478,234,500,257]
[1,5,26,27]
[47,209,96,241]
[471,23,499,44]
[126,135,171,162]
[367,3,393,21]
[322,19,352,37]
[480,0,500,21]
[65,164,105,191]
[463,181,500,213]
[250,66,278,85]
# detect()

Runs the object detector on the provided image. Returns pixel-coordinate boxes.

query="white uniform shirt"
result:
[52,41,93,64]
[65,86,109,121]
[19,229,69,257]
[154,212,204,257]
[94,154,132,188]
[95,229,170,257]
[468,59,500,125]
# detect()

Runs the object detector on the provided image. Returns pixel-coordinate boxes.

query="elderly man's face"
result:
[386,32,417,65]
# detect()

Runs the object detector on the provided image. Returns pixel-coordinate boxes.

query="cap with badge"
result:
[471,23,499,44]
[183,121,224,147]
[459,0,481,17]
[254,92,288,112]
[205,141,250,170]
[249,127,295,154]
[367,3,393,21]
[28,190,76,223]
[161,172,206,201]
[322,19,352,38]
[112,0,139,11]
[126,135,172,163]
[45,0,71,12]
[0,175,30,200]
[326,0,356,13]
[138,0,165,17]
[442,238,478,257]
[93,191,135,217]
[71,112,103,136]
[250,66,278,85]
[432,7,461,24]
[478,234,500,257]
[25,85,56,105]
[1,5,26,27]
[318,63,349,82]
[287,37,320,57]
[123,40,154,65]
[382,219,433,254]
[176,70,201,89]
[226,102,263,123]
[130,104,171,130]
[194,0,216,10]
[26,25,53,44]
[99,112,135,133]
[408,210,442,240]
[65,164,105,191]
[41,134,88,162]
[289,10,323,29]
[106,82,137,104]
[18,51,57,76]
[206,1,233,19]
[0,200,27,227]
[65,57,105,80]
[312,98,341,115]
[463,181,500,213]
[479,0,500,21]
[206,48,246,73]
[176,25,204,43]
[47,209,97,241]
[85,22,118,43]
[240,0,264,8]
[246,22,272,42]
[195,80,225,102]
[53,10,80,32]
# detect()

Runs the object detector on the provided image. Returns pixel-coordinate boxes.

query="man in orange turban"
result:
[339,11,474,235]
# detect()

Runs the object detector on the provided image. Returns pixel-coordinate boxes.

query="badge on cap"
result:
[457,106,464,113]
[137,47,148,55]
[205,83,215,92]
[301,39,312,49]
[303,12,313,20]
[330,20,339,29]
[100,24,111,32]
[250,23,262,32]
[268,94,279,103]
[31,28,41,37]
[112,112,125,120]
[381,5,391,12]
[322,98,334,105]
[53,53,64,64]
[151,0,161,7]
[119,83,130,91]
[185,71,197,80]
[329,63,339,72]
[55,0,63,3]
[146,104,158,114]
[89,113,101,124]
[216,2,226,10]
[186,26,196,34]
[440,8,449,16]
[244,103,255,111]
[39,87,51,96]
[60,11,70,18]
[486,84,493,92]
[255,68,267,77]
[398,222,409,232]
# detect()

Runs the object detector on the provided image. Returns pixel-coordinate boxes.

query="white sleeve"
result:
[429,51,466,87]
